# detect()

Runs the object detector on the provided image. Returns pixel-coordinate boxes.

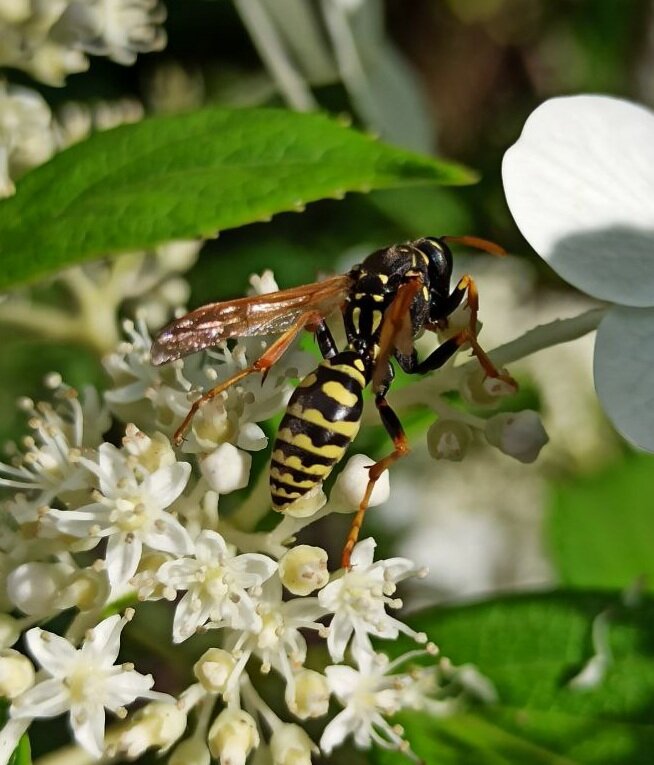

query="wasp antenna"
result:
[442,235,507,257]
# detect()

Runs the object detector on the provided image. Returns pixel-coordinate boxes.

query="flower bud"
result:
[7,562,75,616]
[461,368,516,407]
[0,615,21,649]
[123,424,176,472]
[279,546,329,596]
[485,410,549,463]
[200,443,252,494]
[56,566,110,612]
[194,648,235,694]
[0,650,35,698]
[282,484,327,518]
[111,702,187,758]
[270,724,317,765]
[426,420,471,461]
[208,709,259,765]
[169,737,211,765]
[330,454,389,513]
[285,669,330,719]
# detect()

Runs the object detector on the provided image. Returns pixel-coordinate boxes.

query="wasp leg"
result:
[311,318,338,359]
[341,393,409,569]
[427,274,516,387]
[173,310,321,446]
[371,275,423,393]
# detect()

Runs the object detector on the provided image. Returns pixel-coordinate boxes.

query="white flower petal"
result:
[25,629,77,676]
[143,514,194,556]
[80,615,123,666]
[70,702,105,758]
[503,95,654,306]
[230,553,277,586]
[194,530,228,562]
[324,665,359,700]
[105,533,143,587]
[236,422,268,451]
[11,678,69,718]
[319,706,358,754]
[145,462,191,508]
[594,305,654,451]
[326,612,353,663]
[350,537,376,568]
[103,671,155,709]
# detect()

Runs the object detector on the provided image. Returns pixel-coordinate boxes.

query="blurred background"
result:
[1,1,653,746]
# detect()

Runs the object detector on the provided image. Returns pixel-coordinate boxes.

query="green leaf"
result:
[0,107,475,290]
[370,591,654,765]
[547,454,654,591]
[8,735,31,765]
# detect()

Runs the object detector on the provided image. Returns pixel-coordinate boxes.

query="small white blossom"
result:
[0,383,107,519]
[485,410,549,463]
[0,650,35,699]
[270,723,317,765]
[0,82,55,196]
[49,441,193,587]
[330,454,390,512]
[59,0,167,66]
[7,614,171,758]
[208,708,260,765]
[157,530,277,642]
[107,701,187,759]
[224,578,327,695]
[318,538,425,661]
[320,645,423,756]
[200,442,252,494]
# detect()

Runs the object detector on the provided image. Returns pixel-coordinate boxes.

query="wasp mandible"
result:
[151,236,515,568]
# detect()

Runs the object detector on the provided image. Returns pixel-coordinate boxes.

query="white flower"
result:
[0,82,55,196]
[329,454,390,512]
[157,530,277,642]
[49,442,192,587]
[7,614,170,758]
[318,538,425,661]
[59,0,167,66]
[223,578,327,696]
[0,383,107,519]
[502,94,654,451]
[320,645,424,756]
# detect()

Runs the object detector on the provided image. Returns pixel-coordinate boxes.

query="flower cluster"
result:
[0,269,487,764]
[0,0,166,86]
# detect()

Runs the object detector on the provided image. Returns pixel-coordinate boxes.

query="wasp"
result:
[151,235,515,568]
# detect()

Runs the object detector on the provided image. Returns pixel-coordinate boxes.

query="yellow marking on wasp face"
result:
[352,306,361,329]
[378,274,389,284]
[354,358,365,371]
[370,310,382,333]
[272,452,331,475]
[372,293,384,302]
[420,251,430,264]
[422,286,429,300]
[270,466,316,488]
[276,429,345,458]
[287,403,361,436]
[355,292,366,300]
[298,372,318,388]
[322,381,359,408]
[325,362,366,387]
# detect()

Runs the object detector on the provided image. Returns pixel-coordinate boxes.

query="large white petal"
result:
[11,678,70,718]
[25,629,77,676]
[80,615,123,666]
[143,514,194,556]
[145,462,191,509]
[105,534,142,588]
[319,706,358,755]
[70,702,105,758]
[503,95,654,306]
[594,305,654,451]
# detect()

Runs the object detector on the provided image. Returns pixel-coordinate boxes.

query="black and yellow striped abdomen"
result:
[270,350,368,511]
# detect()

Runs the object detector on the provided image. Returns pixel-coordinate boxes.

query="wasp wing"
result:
[151,275,352,365]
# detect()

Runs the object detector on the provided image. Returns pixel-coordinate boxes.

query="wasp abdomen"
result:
[270,351,367,510]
